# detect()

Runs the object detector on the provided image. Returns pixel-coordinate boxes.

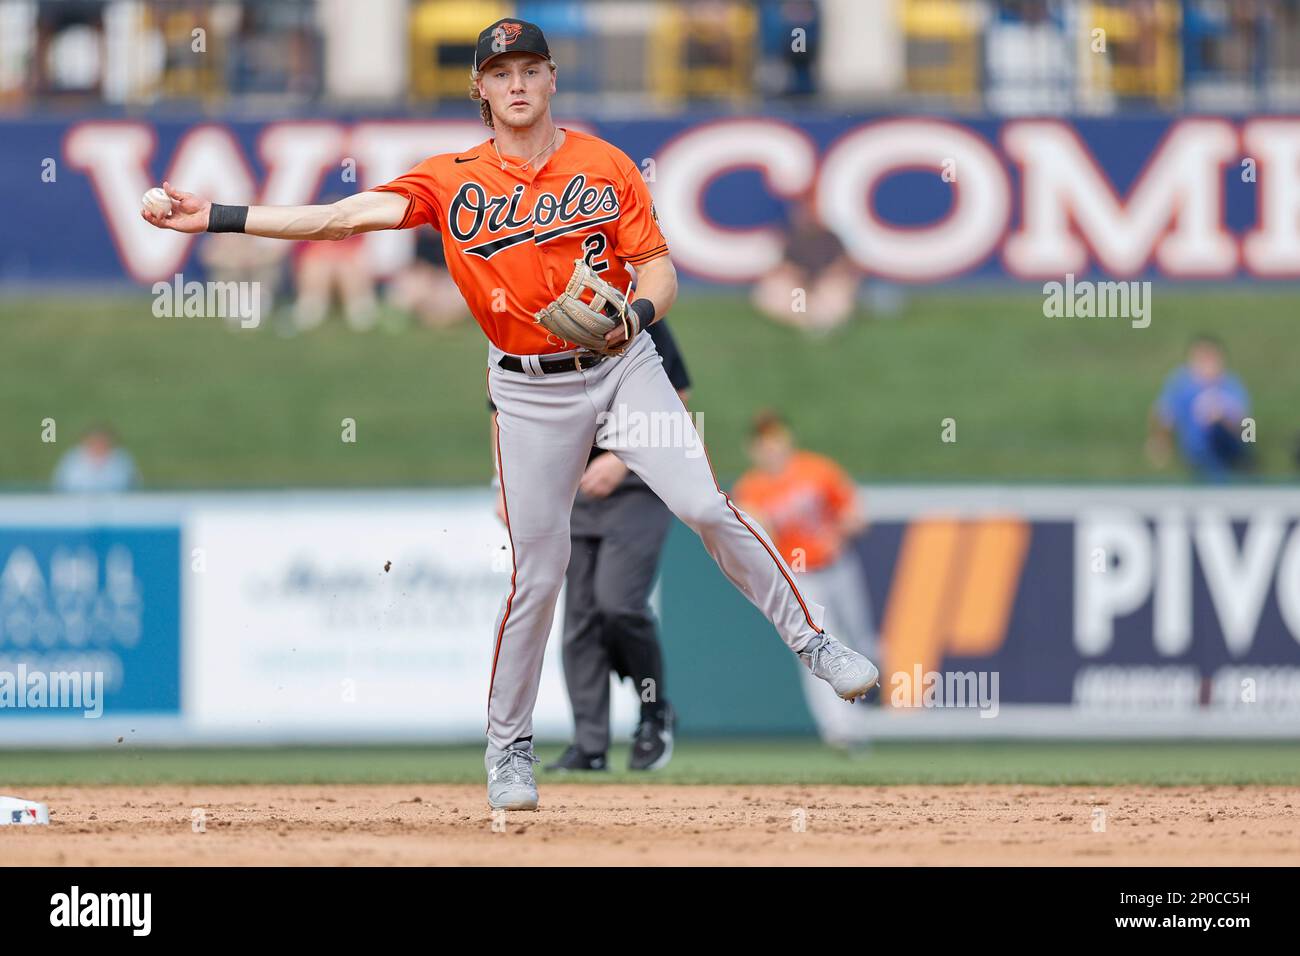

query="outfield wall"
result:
[1,487,1299,745]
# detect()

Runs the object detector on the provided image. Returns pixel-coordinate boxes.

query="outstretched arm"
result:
[140,181,410,240]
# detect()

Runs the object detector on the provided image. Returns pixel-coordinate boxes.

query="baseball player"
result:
[734,410,878,747]
[491,318,691,773]
[141,17,880,811]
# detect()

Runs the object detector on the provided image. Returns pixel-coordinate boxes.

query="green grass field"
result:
[2,288,1298,486]
[6,741,1300,787]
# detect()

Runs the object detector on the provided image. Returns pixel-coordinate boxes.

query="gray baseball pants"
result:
[485,332,825,758]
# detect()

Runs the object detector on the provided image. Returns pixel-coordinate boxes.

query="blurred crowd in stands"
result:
[197,226,468,335]
[5,0,1300,114]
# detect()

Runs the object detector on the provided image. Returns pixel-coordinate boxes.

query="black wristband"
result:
[629,298,656,333]
[206,203,249,234]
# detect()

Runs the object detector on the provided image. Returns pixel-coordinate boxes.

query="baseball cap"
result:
[474,18,551,72]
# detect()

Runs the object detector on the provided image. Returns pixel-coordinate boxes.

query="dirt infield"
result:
[2,784,1296,865]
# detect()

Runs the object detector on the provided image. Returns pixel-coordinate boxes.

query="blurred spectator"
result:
[225,1,321,98]
[35,1,103,102]
[758,0,820,97]
[751,196,860,333]
[52,425,139,493]
[198,232,288,327]
[1147,335,1253,479]
[733,410,875,746]
[985,0,1071,114]
[385,227,469,330]
[682,1,752,79]
[290,197,378,332]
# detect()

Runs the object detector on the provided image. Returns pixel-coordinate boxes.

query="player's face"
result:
[84,432,113,458]
[477,54,555,131]
[1189,343,1224,382]
[751,429,794,472]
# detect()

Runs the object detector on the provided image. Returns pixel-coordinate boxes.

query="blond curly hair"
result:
[469,59,557,129]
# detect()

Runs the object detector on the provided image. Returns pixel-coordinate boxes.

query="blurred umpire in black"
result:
[491,319,691,771]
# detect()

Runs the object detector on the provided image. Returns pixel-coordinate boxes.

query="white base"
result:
[0,795,50,825]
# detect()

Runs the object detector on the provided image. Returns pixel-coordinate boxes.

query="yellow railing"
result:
[155,9,224,103]
[410,0,513,100]
[1081,0,1182,104]
[649,1,755,104]
[899,0,983,99]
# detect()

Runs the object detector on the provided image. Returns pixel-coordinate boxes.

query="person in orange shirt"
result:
[733,410,877,747]
[141,18,879,812]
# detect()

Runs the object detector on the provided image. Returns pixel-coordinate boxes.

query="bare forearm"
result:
[1147,407,1172,442]
[633,257,678,323]
[245,204,350,241]
[247,191,407,241]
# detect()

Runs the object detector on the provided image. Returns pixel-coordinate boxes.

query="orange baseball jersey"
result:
[371,128,668,355]
[732,451,859,572]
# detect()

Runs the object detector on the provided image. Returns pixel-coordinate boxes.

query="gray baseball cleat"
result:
[486,739,541,811]
[799,634,880,703]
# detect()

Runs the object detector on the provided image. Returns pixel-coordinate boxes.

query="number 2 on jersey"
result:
[582,233,609,273]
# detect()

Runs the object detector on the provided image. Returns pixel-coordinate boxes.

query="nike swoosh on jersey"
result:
[454,156,479,164]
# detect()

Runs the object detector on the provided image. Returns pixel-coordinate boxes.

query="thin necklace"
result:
[493,128,559,171]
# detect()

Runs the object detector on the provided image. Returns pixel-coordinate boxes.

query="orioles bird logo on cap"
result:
[493,21,523,50]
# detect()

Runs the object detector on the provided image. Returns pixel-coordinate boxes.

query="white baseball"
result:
[142,186,172,217]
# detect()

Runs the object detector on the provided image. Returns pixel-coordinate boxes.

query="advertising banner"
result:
[0,523,180,727]
[183,497,639,740]
[663,486,1300,737]
[0,114,1285,286]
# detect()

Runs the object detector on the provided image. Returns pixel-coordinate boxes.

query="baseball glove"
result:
[534,258,639,356]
